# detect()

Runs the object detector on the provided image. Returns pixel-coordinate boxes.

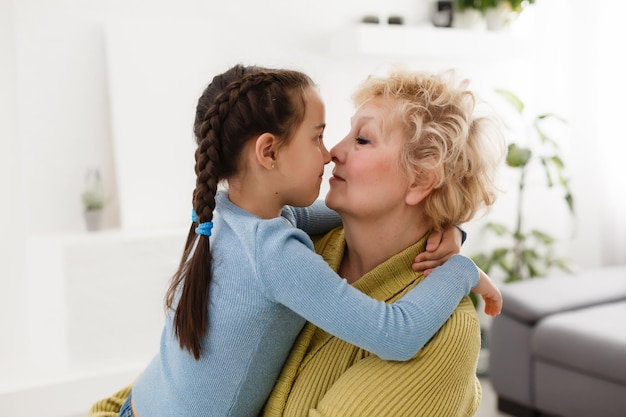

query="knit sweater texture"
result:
[111,192,479,417]
[262,228,482,417]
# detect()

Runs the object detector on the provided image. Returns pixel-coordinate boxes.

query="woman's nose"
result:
[330,135,348,163]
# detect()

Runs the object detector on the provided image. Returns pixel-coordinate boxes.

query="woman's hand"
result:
[472,268,503,316]
[412,226,463,276]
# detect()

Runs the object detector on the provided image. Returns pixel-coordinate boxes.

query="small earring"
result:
[271,163,275,169]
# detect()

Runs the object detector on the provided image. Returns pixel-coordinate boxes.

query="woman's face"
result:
[326,97,412,218]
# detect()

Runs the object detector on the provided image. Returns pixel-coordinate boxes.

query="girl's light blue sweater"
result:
[131,192,478,417]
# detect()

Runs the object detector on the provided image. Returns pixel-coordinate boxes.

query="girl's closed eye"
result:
[355,136,371,145]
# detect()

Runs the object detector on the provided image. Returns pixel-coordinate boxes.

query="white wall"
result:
[1,0,28,376]
[7,0,438,236]
[594,1,626,265]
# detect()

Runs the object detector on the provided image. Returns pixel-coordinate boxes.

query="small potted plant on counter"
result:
[81,168,108,231]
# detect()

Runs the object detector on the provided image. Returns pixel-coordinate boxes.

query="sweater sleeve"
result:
[280,201,342,236]
[88,383,134,417]
[257,226,479,361]
[309,304,482,417]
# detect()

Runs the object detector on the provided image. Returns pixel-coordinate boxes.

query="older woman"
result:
[262,68,504,417]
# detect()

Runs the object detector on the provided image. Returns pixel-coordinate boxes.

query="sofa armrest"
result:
[500,265,626,324]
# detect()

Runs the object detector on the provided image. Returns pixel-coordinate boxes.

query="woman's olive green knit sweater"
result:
[262,228,482,417]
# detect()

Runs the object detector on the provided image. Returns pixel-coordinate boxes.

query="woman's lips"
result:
[329,174,345,184]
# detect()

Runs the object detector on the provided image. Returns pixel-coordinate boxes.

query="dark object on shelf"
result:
[387,15,404,25]
[432,1,453,28]
[361,15,380,24]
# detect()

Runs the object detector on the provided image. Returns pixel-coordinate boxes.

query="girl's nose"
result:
[321,141,331,164]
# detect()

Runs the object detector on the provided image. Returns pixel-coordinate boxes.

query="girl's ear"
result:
[254,133,278,169]
[405,170,435,206]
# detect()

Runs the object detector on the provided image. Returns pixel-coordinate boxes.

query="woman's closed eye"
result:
[355,136,371,145]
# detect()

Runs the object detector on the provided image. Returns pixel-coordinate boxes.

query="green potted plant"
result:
[471,89,575,283]
[454,0,483,11]
[81,168,108,231]
[481,0,535,30]
[453,0,485,29]
[481,0,535,13]
[454,0,535,30]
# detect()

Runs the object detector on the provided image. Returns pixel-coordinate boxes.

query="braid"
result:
[193,119,220,224]
[165,65,314,360]
[192,74,275,222]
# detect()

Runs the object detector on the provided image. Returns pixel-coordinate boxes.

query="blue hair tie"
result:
[195,221,213,237]
[192,209,213,237]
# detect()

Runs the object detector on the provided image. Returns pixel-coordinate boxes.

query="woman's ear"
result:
[254,133,278,169]
[405,171,435,206]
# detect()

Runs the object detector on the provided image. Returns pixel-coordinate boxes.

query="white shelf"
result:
[330,24,529,60]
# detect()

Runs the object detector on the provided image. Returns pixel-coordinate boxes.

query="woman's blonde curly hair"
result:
[353,69,506,232]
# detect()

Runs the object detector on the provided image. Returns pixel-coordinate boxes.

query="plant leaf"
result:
[565,192,575,215]
[496,88,524,114]
[485,222,510,236]
[531,229,555,245]
[507,143,532,168]
[539,157,554,187]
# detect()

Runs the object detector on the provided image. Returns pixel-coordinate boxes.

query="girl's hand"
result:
[412,226,463,276]
[472,268,503,317]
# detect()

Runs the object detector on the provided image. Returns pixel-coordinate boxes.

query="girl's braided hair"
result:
[165,65,314,359]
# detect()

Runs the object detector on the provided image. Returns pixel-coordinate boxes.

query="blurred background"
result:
[1,0,624,415]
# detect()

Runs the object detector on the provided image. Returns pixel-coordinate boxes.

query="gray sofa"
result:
[488,264,626,417]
